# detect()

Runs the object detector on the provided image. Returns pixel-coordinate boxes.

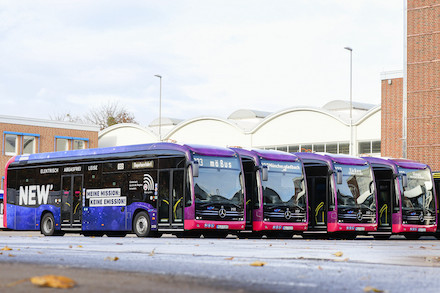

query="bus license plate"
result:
[418,228,426,232]
[216,225,229,230]
[283,226,294,230]
[355,227,365,231]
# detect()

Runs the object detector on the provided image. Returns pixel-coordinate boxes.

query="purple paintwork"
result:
[295,152,367,166]
[184,144,236,157]
[232,148,298,163]
[362,157,428,171]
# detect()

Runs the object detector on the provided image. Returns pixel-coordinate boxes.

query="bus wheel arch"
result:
[133,210,151,237]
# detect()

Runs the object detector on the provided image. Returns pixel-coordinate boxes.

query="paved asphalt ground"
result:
[1,231,440,292]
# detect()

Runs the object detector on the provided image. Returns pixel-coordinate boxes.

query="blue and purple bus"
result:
[363,157,437,239]
[234,149,307,238]
[3,143,245,237]
[295,153,377,238]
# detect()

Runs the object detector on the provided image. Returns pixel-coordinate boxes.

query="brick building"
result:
[382,1,440,170]
[0,115,99,189]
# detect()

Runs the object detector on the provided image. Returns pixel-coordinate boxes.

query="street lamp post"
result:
[344,47,353,156]
[154,74,162,142]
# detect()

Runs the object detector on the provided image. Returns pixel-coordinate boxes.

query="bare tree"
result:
[50,112,83,123]
[83,101,137,130]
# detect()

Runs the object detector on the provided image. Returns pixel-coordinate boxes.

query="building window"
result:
[314,144,325,152]
[56,138,69,151]
[288,145,299,153]
[3,132,40,156]
[301,145,313,152]
[55,136,89,151]
[275,146,287,152]
[73,140,86,150]
[23,136,36,155]
[359,140,381,155]
[339,143,350,154]
[326,144,338,154]
[4,134,18,156]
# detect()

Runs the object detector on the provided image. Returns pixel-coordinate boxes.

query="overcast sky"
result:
[0,1,403,126]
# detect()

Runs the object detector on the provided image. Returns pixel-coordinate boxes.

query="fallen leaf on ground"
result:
[363,286,384,292]
[225,257,234,260]
[149,249,155,256]
[77,245,83,248]
[1,246,12,251]
[333,251,343,257]
[30,275,76,289]
[318,266,323,270]
[8,254,16,257]
[105,256,119,261]
[250,261,267,267]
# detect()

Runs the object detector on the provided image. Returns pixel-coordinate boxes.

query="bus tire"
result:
[41,213,56,236]
[133,211,151,237]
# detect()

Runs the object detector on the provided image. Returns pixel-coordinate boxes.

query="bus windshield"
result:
[193,156,244,221]
[261,160,306,211]
[399,167,435,214]
[335,164,375,212]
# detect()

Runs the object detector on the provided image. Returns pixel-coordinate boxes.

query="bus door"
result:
[241,159,257,230]
[376,179,392,230]
[306,176,328,230]
[158,170,184,229]
[61,175,83,229]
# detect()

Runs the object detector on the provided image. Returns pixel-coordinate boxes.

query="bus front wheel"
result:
[41,213,56,236]
[133,211,151,237]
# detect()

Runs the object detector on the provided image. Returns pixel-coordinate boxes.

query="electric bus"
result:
[295,152,377,238]
[233,148,307,238]
[363,157,437,239]
[3,143,245,237]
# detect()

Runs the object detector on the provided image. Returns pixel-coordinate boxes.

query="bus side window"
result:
[6,170,17,204]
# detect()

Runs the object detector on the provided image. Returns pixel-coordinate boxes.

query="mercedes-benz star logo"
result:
[419,213,424,223]
[219,208,227,218]
[357,211,363,222]
[284,210,292,220]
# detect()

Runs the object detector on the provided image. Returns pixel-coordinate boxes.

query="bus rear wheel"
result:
[133,211,151,237]
[41,213,56,236]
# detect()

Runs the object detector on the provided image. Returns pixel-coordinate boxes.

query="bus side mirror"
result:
[192,161,199,177]
[261,166,268,181]
[336,169,343,185]
[401,173,408,188]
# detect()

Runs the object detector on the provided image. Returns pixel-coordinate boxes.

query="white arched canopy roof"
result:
[251,107,351,147]
[98,123,158,147]
[166,117,250,147]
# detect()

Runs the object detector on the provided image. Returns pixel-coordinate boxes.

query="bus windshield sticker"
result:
[132,161,154,169]
[261,161,301,172]
[193,155,240,170]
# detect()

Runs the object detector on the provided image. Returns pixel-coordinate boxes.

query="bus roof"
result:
[185,144,236,157]
[12,142,190,165]
[232,148,299,162]
[295,152,367,166]
[362,157,428,170]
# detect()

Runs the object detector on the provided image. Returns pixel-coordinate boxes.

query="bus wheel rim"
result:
[45,217,53,232]
[137,216,148,234]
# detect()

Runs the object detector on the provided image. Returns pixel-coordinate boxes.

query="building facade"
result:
[407,1,440,170]
[382,1,440,170]
[0,115,99,188]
